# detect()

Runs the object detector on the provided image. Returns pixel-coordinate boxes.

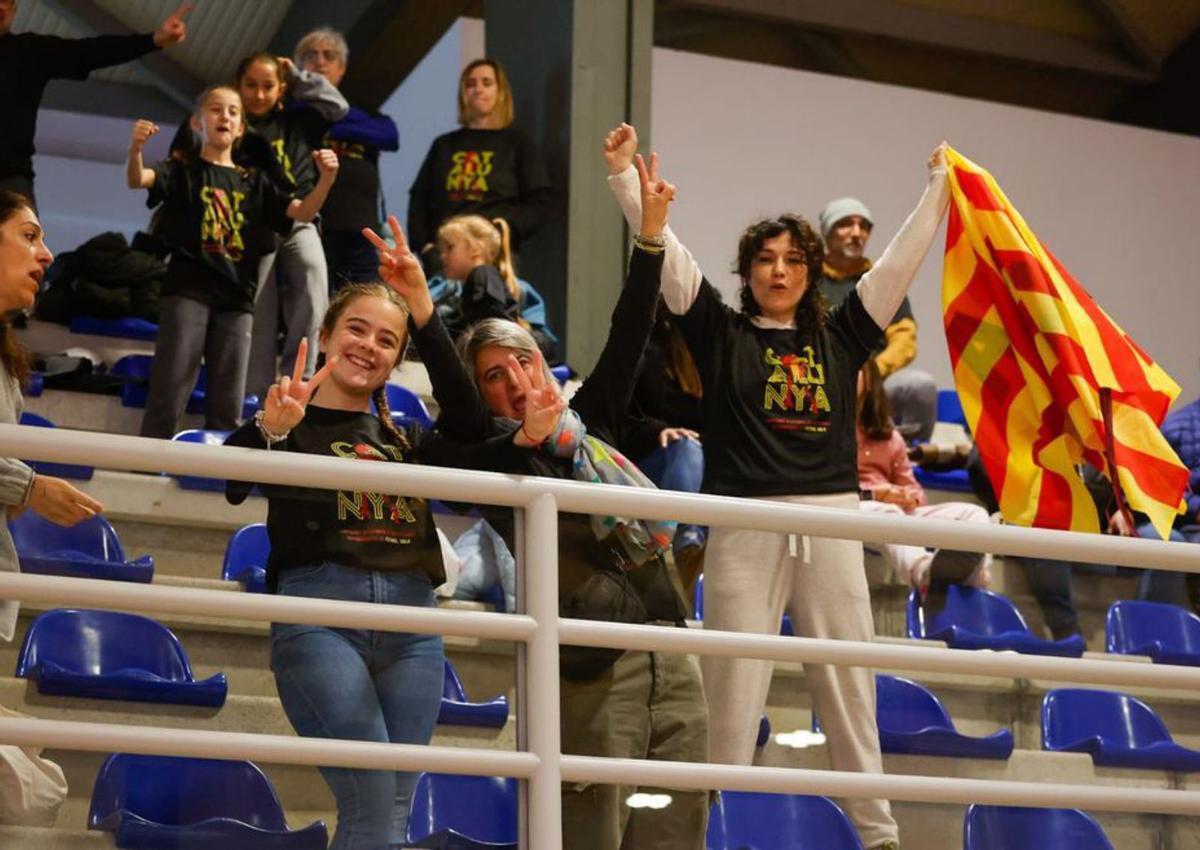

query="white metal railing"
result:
[1,424,1199,846]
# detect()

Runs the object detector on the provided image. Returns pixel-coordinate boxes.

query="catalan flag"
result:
[941,146,1187,539]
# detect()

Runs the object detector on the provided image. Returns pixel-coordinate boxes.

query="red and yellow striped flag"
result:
[941,146,1187,539]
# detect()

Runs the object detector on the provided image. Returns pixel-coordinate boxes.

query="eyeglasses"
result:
[300,48,343,64]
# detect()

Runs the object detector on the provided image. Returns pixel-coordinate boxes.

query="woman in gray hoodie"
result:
[0,190,103,640]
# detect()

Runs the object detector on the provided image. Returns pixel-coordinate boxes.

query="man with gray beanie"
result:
[817,196,939,441]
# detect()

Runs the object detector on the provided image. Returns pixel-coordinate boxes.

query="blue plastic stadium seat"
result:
[112,355,256,418]
[70,315,159,341]
[907,586,1086,657]
[963,804,1114,850]
[18,411,94,480]
[406,772,517,849]
[1106,600,1200,666]
[26,370,43,397]
[707,791,864,850]
[937,388,968,429]
[111,354,166,409]
[171,429,232,492]
[550,364,570,386]
[912,467,972,492]
[372,383,434,428]
[222,523,269,594]
[89,753,326,850]
[1042,688,1200,771]
[814,675,1013,759]
[438,659,509,729]
[188,365,259,420]
[16,609,227,707]
[9,511,153,583]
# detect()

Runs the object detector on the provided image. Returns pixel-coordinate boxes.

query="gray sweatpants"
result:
[701,491,898,849]
[140,295,253,439]
[247,221,329,398]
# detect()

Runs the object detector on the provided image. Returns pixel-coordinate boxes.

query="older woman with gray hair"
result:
[295,27,400,291]
[410,154,708,849]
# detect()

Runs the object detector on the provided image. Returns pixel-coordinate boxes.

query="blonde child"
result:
[127,84,337,438]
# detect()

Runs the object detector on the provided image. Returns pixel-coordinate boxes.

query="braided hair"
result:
[321,282,413,454]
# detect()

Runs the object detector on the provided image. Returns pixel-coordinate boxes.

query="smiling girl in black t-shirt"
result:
[224,217,561,847]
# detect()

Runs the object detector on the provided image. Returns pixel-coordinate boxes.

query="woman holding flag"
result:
[604,124,950,850]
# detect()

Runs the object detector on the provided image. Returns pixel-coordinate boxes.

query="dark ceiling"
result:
[23,0,1200,138]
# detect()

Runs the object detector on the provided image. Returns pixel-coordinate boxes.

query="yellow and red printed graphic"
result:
[941,146,1186,539]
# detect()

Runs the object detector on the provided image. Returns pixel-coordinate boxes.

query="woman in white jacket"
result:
[603,125,950,850]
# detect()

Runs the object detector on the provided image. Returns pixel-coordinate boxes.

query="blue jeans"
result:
[270,563,445,850]
[639,438,707,552]
[1135,522,1200,606]
[638,437,704,494]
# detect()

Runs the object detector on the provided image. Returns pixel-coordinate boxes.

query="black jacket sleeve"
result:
[41,33,157,81]
[461,265,513,325]
[223,421,270,505]
[408,310,495,444]
[570,247,665,441]
[414,427,533,471]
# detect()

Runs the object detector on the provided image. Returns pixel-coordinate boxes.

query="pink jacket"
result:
[856,427,927,506]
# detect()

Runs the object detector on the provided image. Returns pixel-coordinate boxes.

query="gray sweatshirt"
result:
[0,362,33,641]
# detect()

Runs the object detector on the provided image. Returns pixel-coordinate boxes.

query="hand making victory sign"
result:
[362,215,435,329]
[260,338,336,437]
[635,152,675,237]
[509,348,566,448]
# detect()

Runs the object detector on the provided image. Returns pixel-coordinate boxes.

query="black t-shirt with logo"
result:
[676,280,883,497]
[227,407,445,591]
[407,126,551,251]
[149,158,293,312]
[245,108,329,197]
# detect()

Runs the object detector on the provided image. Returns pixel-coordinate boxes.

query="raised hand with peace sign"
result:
[362,215,435,328]
[259,337,336,438]
[507,347,566,447]
[635,152,676,239]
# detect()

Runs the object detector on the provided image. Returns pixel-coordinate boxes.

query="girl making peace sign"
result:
[224,216,560,849]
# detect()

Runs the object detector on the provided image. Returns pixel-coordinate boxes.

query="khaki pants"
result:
[701,492,899,850]
[561,649,709,850]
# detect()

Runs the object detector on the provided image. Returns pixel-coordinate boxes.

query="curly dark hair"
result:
[734,214,827,337]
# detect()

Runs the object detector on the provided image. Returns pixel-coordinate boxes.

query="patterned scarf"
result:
[511,408,675,566]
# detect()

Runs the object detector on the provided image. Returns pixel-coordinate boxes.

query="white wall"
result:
[34,110,178,253]
[651,48,1200,407]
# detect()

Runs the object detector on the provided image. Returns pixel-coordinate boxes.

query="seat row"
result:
[79,752,1127,850]
[14,606,1200,773]
[14,608,508,729]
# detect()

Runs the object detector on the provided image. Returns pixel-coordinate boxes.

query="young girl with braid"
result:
[224,219,563,849]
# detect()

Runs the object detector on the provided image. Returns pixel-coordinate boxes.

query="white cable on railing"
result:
[0,717,537,777]
[559,755,1200,817]
[2,425,1197,572]
[558,618,1200,690]
[0,572,534,643]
